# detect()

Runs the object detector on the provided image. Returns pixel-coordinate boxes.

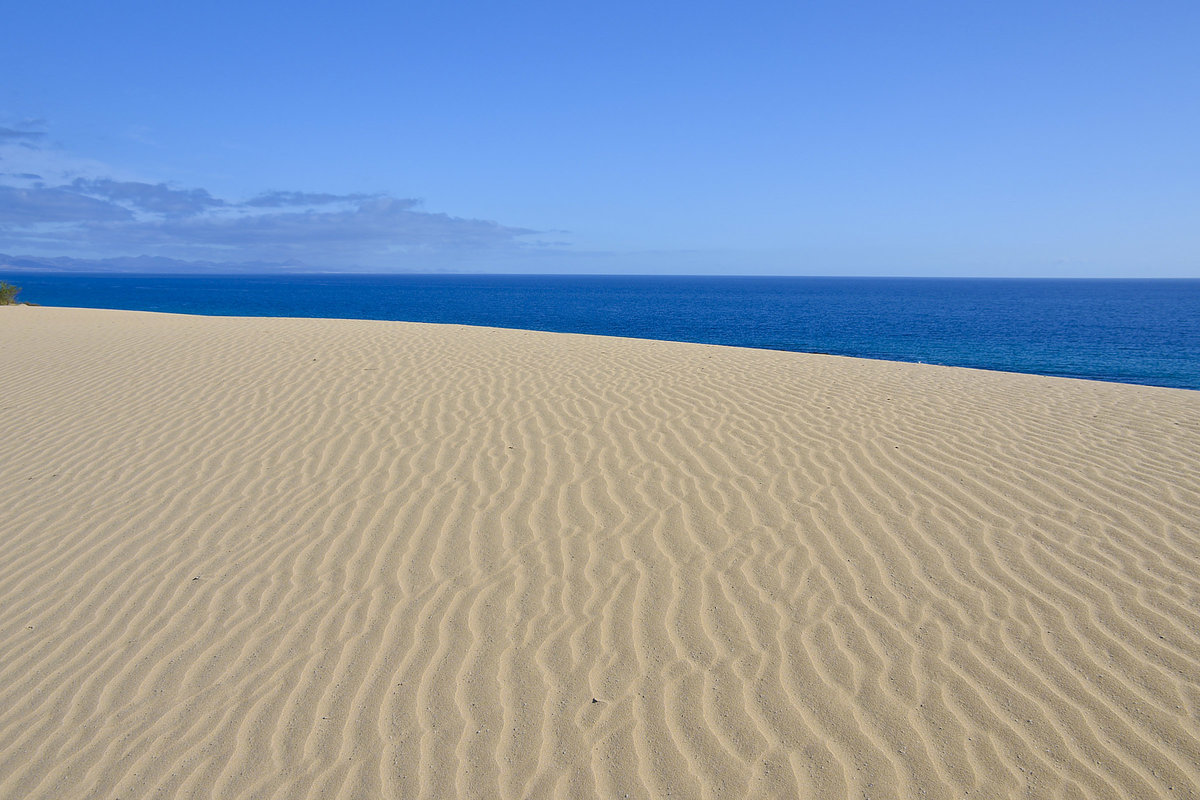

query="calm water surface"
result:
[9,273,1200,391]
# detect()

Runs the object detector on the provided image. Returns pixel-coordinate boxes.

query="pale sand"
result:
[1,306,1199,800]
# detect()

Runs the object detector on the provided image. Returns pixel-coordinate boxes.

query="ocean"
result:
[7,273,1200,391]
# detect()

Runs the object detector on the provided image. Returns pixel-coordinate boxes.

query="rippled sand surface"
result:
[2,306,1199,799]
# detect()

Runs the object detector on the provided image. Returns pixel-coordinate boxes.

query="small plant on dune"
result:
[0,281,21,305]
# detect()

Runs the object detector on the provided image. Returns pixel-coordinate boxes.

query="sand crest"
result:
[2,306,1199,799]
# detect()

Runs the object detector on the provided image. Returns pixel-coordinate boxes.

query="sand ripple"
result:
[2,306,1199,799]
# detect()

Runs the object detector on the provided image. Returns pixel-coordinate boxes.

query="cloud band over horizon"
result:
[0,125,541,270]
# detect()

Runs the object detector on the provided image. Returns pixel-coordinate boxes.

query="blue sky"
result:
[2,1,1198,276]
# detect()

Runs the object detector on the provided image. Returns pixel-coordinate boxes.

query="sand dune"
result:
[2,305,1198,799]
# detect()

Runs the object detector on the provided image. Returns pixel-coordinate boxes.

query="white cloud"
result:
[0,124,541,268]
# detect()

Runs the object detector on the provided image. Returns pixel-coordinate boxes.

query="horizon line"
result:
[2,269,1198,281]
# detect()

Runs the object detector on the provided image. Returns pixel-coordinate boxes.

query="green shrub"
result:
[0,281,21,305]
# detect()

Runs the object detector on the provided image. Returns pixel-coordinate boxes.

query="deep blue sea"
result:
[9,273,1200,391]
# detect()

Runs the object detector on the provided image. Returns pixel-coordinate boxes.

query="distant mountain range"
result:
[0,253,323,274]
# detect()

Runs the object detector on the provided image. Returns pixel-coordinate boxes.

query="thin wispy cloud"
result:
[0,185,134,224]
[0,128,47,143]
[0,120,47,144]
[0,124,540,269]
[243,190,378,208]
[69,178,226,217]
